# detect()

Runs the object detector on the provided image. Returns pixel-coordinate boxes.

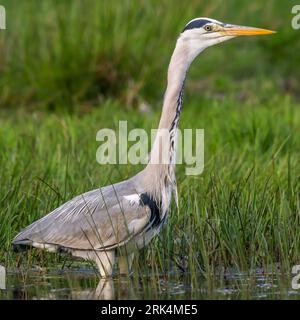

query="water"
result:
[0,266,299,300]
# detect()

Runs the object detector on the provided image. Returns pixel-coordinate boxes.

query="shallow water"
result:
[0,267,299,300]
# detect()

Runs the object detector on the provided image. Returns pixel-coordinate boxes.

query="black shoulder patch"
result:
[182,19,211,32]
[139,193,161,227]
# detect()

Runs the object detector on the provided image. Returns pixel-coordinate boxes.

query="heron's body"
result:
[12,17,274,277]
[13,174,170,275]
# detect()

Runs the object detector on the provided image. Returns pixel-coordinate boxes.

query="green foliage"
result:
[0,1,299,298]
[0,96,299,277]
[0,0,299,111]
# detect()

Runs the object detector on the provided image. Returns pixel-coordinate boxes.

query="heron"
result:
[12,17,274,277]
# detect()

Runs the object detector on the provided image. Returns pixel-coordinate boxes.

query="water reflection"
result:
[72,279,114,300]
[0,267,300,300]
[72,278,137,300]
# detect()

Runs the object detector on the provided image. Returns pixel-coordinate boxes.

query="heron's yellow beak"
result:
[220,24,276,36]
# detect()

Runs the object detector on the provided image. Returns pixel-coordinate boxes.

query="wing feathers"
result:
[13,181,152,251]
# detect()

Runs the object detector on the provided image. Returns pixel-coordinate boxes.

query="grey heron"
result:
[12,17,274,277]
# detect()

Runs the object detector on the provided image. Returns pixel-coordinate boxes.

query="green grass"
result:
[0,0,300,111]
[1,95,299,278]
[0,0,300,298]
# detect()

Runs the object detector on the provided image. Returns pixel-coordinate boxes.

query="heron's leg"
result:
[94,251,115,278]
[118,253,134,275]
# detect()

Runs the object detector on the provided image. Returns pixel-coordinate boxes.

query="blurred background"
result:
[0,0,299,112]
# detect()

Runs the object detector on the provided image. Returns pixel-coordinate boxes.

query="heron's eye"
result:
[204,25,213,32]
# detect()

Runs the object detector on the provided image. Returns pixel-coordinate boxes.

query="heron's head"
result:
[179,17,275,60]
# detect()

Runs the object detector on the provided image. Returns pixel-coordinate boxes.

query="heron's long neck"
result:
[142,38,197,199]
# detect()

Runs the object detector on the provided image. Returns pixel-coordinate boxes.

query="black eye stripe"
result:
[182,19,212,32]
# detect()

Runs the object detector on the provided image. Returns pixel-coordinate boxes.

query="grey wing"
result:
[13,181,151,251]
